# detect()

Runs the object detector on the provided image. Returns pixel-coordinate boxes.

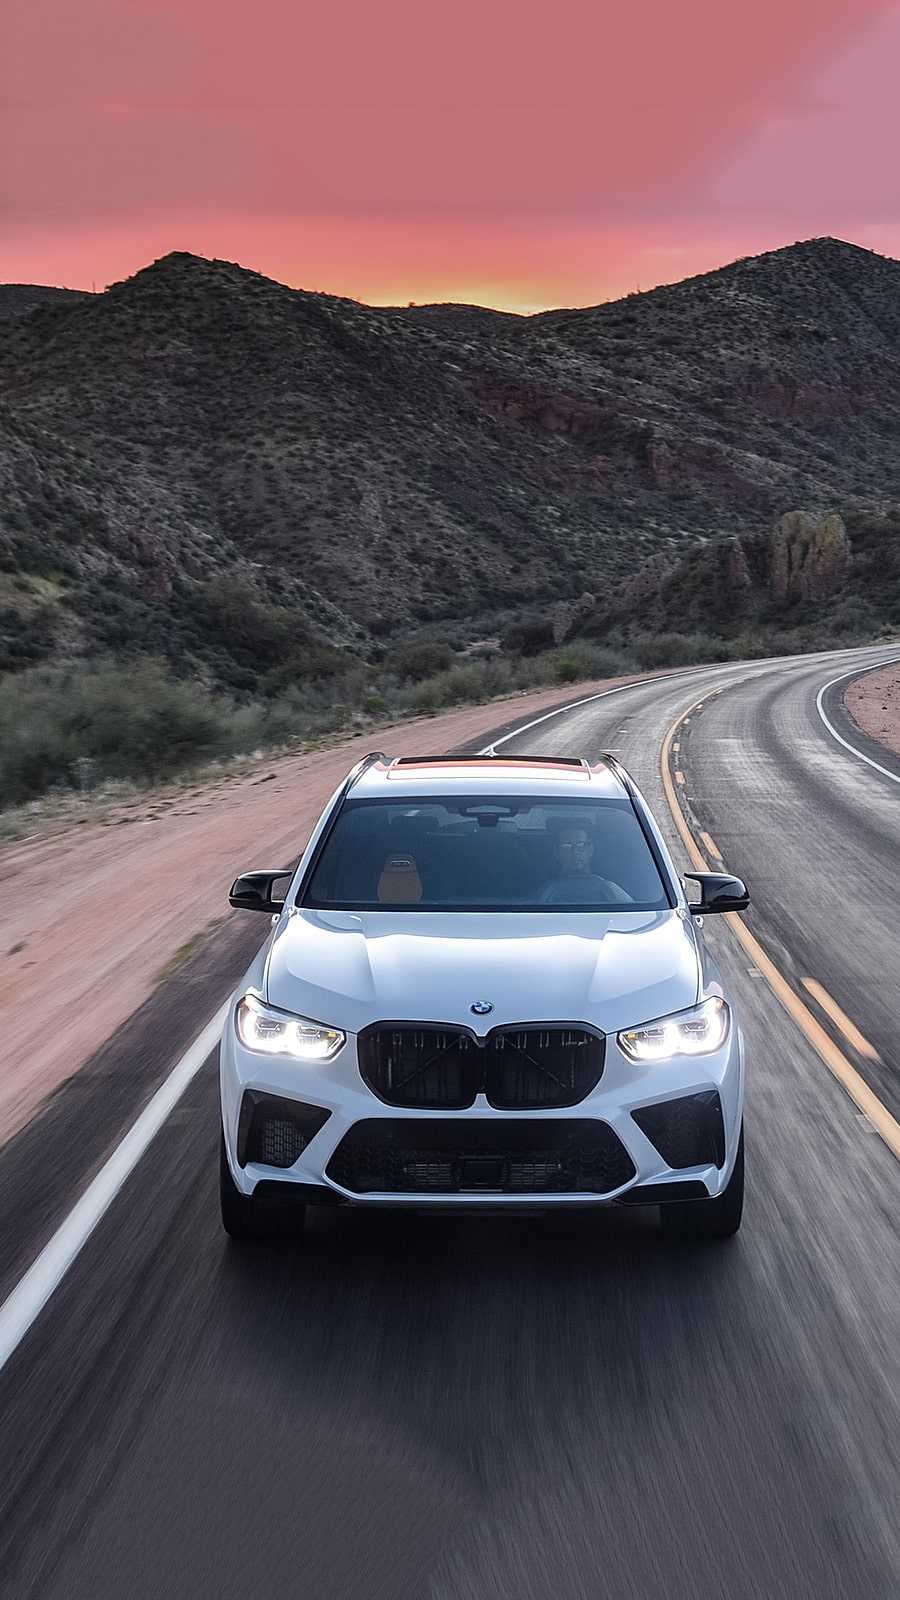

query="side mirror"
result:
[229,869,293,914]
[684,871,749,916]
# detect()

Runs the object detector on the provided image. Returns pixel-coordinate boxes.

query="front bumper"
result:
[219,1006,744,1207]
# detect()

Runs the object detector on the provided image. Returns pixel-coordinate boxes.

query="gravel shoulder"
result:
[844,660,900,756]
[0,676,631,1149]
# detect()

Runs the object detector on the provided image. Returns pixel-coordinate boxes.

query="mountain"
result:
[0,285,92,323]
[2,237,900,693]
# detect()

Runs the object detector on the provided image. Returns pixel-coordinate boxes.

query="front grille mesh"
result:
[326,1118,635,1195]
[358,1024,604,1109]
[257,1116,306,1168]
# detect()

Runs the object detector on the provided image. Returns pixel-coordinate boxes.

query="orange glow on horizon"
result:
[9,211,897,316]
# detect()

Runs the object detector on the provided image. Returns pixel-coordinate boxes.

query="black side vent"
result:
[631,1092,725,1170]
[237,1092,331,1169]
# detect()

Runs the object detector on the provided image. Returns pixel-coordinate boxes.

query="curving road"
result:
[1,643,899,1599]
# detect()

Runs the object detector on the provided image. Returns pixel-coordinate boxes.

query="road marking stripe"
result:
[0,1004,229,1375]
[816,660,900,785]
[699,831,722,861]
[674,770,685,785]
[660,700,900,1162]
[800,978,882,1062]
[480,647,896,759]
[478,660,774,755]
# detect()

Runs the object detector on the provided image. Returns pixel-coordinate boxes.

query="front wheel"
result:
[219,1132,306,1240]
[660,1125,744,1239]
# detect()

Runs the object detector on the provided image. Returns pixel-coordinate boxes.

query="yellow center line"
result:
[800,978,882,1062]
[660,695,900,1162]
[674,770,685,785]
[699,830,723,862]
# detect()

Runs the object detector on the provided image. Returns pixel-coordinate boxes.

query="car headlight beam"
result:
[235,993,345,1061]
[618,997,730,1062]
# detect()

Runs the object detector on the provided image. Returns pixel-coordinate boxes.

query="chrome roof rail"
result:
[345,751,391,791]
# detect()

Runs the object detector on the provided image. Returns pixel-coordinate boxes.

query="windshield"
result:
[301,794,671,911]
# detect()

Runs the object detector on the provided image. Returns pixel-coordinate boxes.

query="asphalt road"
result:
[1,644,899,1599]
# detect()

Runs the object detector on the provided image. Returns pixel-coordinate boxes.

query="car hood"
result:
[264,908,699,1036]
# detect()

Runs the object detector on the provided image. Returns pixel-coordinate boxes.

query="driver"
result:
[540,823,632,904]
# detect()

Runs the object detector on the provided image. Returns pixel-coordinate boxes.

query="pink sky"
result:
[3,0,900,309]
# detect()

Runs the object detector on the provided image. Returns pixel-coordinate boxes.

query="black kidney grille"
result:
[359,1028,477,1109]
[326,1118,635,1195]
[358,1025,604,1109]
[486,1029,603,1108]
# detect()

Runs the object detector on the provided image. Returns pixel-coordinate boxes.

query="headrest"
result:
[377,853,423,904]
[546,814,596,836]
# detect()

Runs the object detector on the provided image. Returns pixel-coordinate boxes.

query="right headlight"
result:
[235,993,345,1061]
[618,997,730,1062]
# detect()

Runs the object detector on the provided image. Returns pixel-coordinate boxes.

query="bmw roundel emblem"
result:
[470,1000,494,1015]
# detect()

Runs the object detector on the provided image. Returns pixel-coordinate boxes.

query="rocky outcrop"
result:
[571,506,862,646]
[551,590,596,644]
[769,510,851,602]
[647,438,676,487]
[724,536,753,591]
[476,383,606,436]
[619,552,676,609]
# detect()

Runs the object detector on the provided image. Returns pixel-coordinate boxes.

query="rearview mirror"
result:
[229,869,293,913]
[684,871,749,916]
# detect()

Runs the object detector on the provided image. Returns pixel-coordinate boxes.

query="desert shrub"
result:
[0,606,57,672]
[389,637,455,681]
[536,643,635,685]
[0,658,255,805]
[409,663,491,711]
[630,632,726,669]
[501,617,556,654]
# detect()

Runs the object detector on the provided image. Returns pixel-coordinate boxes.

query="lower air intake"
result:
[326,1118,635,1195]
[631,1091,725,1170]
[237,1092,331,1169]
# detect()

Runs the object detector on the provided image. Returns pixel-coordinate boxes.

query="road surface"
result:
[1,643,898,1599]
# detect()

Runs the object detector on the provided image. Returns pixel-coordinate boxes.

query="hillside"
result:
[2,237,900,695]
[564,507,900,660]
[0,285,91,323]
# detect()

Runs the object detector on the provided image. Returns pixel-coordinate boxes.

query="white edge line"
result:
[478,645,897,758]
[0,1003,229,1374]
[478,664,728,755]
[816,658,900,786]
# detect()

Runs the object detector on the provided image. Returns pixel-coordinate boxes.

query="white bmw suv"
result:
[220,752,748,1241]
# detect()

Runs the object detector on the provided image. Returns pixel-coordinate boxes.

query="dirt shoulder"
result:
[843,661,900,758]
[0,675,636,1147]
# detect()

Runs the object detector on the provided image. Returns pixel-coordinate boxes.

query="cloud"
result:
[3,0,893,226]
[714,9,900,220]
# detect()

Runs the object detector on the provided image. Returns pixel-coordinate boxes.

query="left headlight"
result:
[235,993,345,1061]
[618,997,730,1062]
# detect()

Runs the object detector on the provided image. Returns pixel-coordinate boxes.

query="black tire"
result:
[660,1125,744,1239]
[219,1132,307,1240]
